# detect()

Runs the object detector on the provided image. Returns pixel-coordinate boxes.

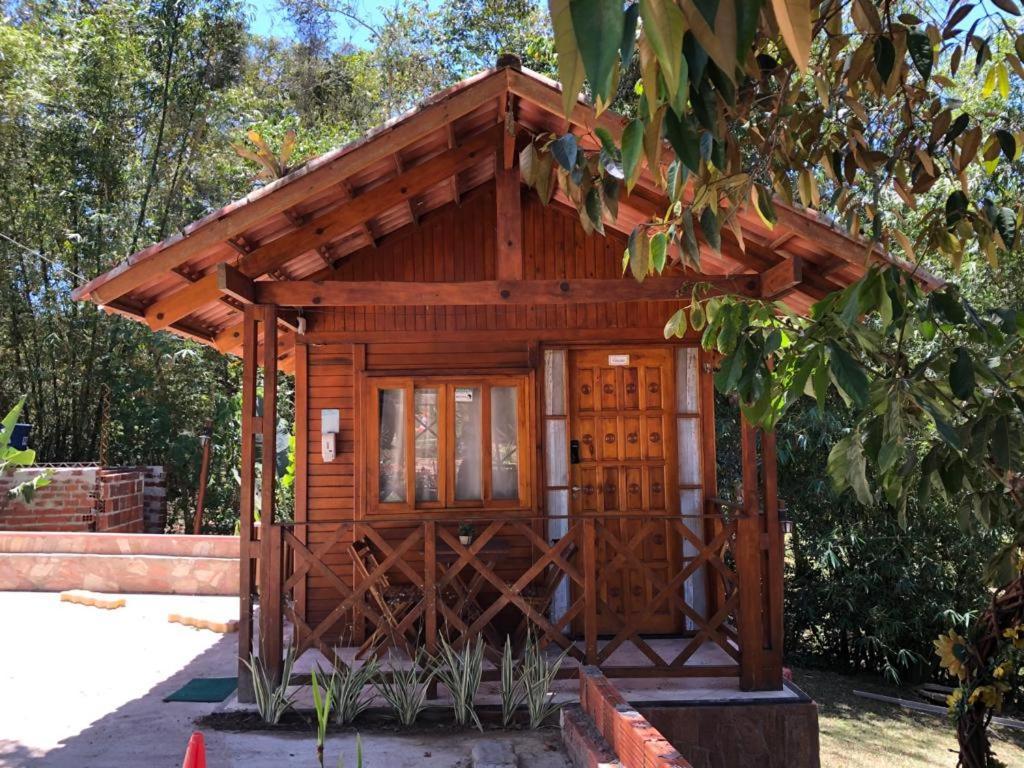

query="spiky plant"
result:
[433,634,484,730]
[500,635,526,728]
[328,658,379,725]
[374,653,434,726]
[243,645,298,724]
[521,628,567,728]
[311,666,336,768]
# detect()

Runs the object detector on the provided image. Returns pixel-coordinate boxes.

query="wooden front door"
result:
[569,348,682,635]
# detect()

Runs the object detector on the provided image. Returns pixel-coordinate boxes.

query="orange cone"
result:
[182,732,207,768]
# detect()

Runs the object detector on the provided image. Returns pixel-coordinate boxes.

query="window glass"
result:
[491,386,519,499]
[454,387,482,500]
[378,389,406,502]
[414,388,440,502]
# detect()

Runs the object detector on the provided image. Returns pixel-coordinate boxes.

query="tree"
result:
[536,1,1024,765]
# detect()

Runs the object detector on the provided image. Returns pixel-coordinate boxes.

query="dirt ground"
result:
[0,591,569,768]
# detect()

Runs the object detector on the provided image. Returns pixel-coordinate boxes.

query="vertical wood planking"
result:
[258,304,283,684]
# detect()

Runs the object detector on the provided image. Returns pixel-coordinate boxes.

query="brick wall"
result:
[0,466,167,534]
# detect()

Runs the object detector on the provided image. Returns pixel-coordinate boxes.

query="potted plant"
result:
[458,523,476,546]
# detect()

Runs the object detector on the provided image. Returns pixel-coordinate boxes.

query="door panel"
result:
[569,348,682,635]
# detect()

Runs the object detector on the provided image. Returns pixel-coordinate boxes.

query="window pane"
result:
[378,389,406,502]
[545,419,567,487]
[491,386,520,500]
[414,388,439,502]
[454,387,482,500]
[675,347,699,412]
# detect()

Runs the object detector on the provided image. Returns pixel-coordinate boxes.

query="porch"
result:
[247,468,784,695]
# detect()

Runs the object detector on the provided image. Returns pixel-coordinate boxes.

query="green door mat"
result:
[164,677,238,702]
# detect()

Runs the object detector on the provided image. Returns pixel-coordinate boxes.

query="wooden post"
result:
[237,307,260,702]
[424,519,438,699]
[761,428,785,687]
[736,415,784,691]
[257,304,283,686]
[192,419,213,535]
[494,156,523,280]
[737,416,768,689]
[583,517,598,664]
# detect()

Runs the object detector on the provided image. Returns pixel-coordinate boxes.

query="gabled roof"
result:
[73,62,939,356]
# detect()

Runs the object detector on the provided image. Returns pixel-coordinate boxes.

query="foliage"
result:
[540,0,1023,277]
[243,645,298,725]
[0,396,51,503]
[374,654,434,727]
[311,665,336,768]
[327,657,378,725]
[500,635,527,728]
[520,627,567,728]
[432,634,485,730]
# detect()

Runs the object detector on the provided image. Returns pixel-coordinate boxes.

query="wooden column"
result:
[257,304,284,686]
[237,306,260,702]
[736,415,784,691]
[494,157,523,280]
[583,517,598,663]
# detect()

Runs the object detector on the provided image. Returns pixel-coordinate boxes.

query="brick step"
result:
[0,551,239,595]
[0,531,238,558]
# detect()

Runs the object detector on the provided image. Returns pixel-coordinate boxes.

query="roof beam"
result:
[447,124,462,204]
[392,154,419,226]
[144,273,220,330]
[216,263,256,304]
[74,68,510,305]
[251,275,761,307]
[760,256,803,300]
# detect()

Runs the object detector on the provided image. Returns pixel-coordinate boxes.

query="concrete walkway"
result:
[0,592,568,768]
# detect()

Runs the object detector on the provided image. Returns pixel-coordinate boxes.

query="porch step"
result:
[0,532,239,595]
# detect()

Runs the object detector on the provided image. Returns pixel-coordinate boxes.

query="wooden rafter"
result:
[339,180,377,248]
[447,123,462,205]
[392,153,419,226]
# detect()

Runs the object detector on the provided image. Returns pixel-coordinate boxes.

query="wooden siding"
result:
[300,181,696,636]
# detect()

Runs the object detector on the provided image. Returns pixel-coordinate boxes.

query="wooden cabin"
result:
[73,62,932,698]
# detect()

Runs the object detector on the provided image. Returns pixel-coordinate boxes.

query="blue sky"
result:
[243,0,440,47]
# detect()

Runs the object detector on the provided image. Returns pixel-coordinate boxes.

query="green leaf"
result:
[699,207,721,253]
[663,109,701,172]
[827,342,869,408]
[735,0,762,61]
[769,0,812,72]
[639,0,685,98]
[679,208,701,269]
[628,226,650,281]
[549,0,587,119]
[945,191,968,229]
[690,300,706,330]
[995,129,1017,161]
[550,134,578,170]
[992,416,1011,469]
[995,206,1017,248]
[650,231,667,272]
[908,29,933,81]
[874,35,896,82]
[752,184,776,229]
[663,307,687,338]
[620,2,640,64]
[949,347,975,399]
[570,0,625,102]
[621,120,644,193]
[585,186,605,233]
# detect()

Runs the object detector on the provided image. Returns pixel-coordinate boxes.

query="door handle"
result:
[571,485,581,495]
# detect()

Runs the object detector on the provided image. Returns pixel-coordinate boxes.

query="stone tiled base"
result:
[0,531,238,558]
[59,589,126,609]
[0,552,239,595]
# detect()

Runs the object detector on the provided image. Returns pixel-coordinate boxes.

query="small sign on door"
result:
[454,388,475,402]
[608,354,630,366]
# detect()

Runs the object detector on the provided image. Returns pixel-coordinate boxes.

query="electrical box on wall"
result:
[321,432,337,462]
[321,409,340,463]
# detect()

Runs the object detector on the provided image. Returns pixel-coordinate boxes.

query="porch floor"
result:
[274,633,800,708]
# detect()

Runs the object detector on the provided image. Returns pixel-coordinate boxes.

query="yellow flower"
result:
[947,687,964,712]
[935,629,969,681]
[994,664,1007,680]
[968,685,1004,712]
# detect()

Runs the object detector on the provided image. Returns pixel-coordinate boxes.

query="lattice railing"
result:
[256,505,774,682]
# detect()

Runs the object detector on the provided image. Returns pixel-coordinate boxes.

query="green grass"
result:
[791,668,1024,767]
